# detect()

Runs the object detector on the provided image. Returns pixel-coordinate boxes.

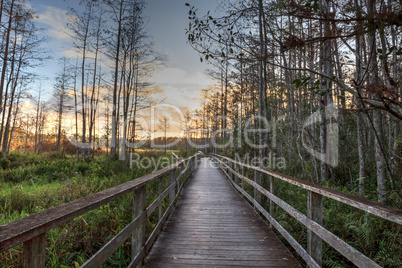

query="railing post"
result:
[229,161,233,180]
[23,233,45,268]
[269,176,275,227]
[307,190,323,266]
[254,170,262,205]
[177,164,182,192]
[234,162,239,184]
[158,177,163,222]
[241,165,244,189]
[132,186,146,265]
[169,168,176,205]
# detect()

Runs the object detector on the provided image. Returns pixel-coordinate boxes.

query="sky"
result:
[28,0,219,108]
[26,0,222,137]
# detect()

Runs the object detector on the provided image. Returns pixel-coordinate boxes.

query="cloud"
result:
[150,67,211,111]
[36,6,73,42]
[151,67,210,86]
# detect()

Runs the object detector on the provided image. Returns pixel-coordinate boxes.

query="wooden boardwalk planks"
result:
[144,158,301,267]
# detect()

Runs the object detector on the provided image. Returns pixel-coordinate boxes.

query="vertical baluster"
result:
[132,186,146,265]
[307,191,323,265]
[23,234,45,268]
[169,168,176,205]
[229,161,233,180]
[177,164,182,192]
[241,165,244,189]
[158,177,163,222]
[234,161,239,184]
[269,176,275,227]
[254,170,262,205]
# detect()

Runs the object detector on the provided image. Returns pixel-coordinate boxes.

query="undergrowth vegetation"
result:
[0,150,182,267]
[225,154,402,268]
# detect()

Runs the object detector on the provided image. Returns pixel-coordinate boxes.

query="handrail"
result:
[212,154,402,225]
[0,153,201,267]
[211,154,402,268]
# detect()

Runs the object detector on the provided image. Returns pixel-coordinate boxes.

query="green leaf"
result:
[312,2,319,11]
[200,57,203,62]
[291,78,300,85]
[185,3,190,6]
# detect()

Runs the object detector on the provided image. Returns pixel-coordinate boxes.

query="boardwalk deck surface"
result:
[144,157,301,267]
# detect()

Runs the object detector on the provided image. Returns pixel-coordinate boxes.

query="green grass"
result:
[0,150,186,267]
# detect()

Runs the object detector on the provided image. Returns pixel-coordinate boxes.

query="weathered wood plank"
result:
[22,234,45,268]
[169,168,176,205]
[146,183,171,218]
[307,191,323,266]
[81,213,145,268]
[132,186,146,265]
[158,177,163,222]
[270,176,275,219]
[218,164,320,268]
[145,158,301,267]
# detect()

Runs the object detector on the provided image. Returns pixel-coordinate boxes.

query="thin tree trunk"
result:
[111,0,124,158]
[366,0,387,202]
[34,87,41,154]
[0,0,14,114]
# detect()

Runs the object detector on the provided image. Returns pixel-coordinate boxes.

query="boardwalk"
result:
[145,157,301,267]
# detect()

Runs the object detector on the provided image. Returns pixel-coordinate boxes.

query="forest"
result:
[0,0,401,267]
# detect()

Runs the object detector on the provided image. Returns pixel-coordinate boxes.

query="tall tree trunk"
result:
[80,3,93,161]
[34,87,41,154]
[258,0,265,162]
[366,0,387,202]
[0,0,14,114]
[355,0,366,197]
[74,59,79,160]
[88,12,102,158]
[8,88,21,152]
[319,0,333,182]
[111,0,124,159]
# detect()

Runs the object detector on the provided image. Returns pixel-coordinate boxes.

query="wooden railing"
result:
[0,153,201,268]
[211,154,402,268]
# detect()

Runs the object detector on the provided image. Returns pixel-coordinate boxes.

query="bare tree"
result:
[53,58,72,153]
[158,116,170,153]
